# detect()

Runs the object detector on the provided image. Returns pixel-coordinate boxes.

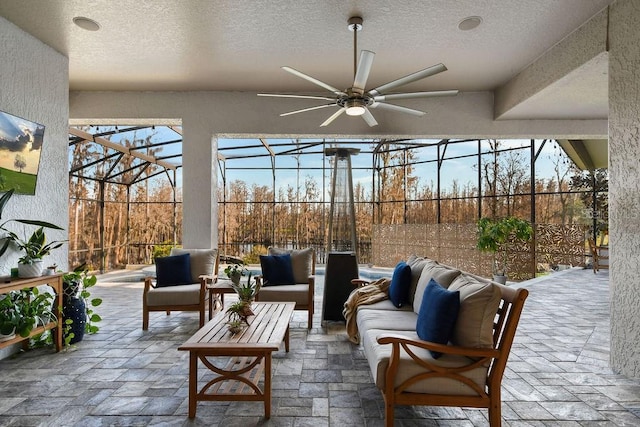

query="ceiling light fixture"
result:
[73,16,101,31]
[345,100,366,116]
[458,16,482,31]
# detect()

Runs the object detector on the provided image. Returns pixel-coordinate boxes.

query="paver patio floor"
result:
[0,267,638,426]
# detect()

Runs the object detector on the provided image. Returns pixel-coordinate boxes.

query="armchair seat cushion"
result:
[362,328,488,396]
[146,284,202,306]
[257,284,310,306]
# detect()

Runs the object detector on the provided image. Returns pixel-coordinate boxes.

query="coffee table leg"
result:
[188,352,198,418]
[265,352,272,418]
[285,325,290,353]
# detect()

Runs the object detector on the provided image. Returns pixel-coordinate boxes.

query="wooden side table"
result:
[206,278,236,319]
[0,274,63,352]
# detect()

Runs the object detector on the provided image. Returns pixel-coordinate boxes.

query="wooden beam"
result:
[68,127,177,171]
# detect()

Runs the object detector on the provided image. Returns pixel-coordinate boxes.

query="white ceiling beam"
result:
[494,7,608,120]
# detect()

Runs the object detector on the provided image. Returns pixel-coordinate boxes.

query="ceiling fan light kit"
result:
[258,16,459,127]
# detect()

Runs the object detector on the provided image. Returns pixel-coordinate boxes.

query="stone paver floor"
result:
[0,267,639,426]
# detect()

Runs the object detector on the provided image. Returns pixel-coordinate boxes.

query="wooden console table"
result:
[178,301,295,419]
[0,274,63,352]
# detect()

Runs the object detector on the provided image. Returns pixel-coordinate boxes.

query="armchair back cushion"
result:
[155,253,192,287]
[170,248,217,283]
[268,247,314,283]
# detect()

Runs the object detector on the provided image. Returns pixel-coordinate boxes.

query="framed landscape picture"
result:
[0,110,45,195]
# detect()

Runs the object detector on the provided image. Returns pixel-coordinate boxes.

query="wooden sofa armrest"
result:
[351,278,371,287]
[377,333,499,359]
[377,333,497,398]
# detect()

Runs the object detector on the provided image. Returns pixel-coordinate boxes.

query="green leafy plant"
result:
[0,189,65,263]
[63,263,102,334]
[0,287,56,339]
[230,272,260,302]
[476,216,533,276]
[225,300,254,326]
[152,242,178,260]
[224,262,247,283]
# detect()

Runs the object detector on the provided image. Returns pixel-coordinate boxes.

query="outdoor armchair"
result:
[142,248,218,330]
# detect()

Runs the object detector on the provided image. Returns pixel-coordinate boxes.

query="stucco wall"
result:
[0,17,69,356]
[608,0,640,377]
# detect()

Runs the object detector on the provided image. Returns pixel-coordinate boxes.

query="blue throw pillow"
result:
[389,261,412,308]
[260,254,295,286]
[416,278,460,358]
[155,253,192,287]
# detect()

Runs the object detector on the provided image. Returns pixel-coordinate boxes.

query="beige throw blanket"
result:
[343,278,391,344]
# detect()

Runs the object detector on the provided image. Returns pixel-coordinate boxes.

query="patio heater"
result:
[325,147,360,253]
[323,147,360,323]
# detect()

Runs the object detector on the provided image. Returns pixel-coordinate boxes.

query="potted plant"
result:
[0,189,65,277]
[476,216,533,284]
[0,288,55,341]
[224,261,247,285]
[62,263,102,344]
[0,293,19,341]
[230,272,260,303]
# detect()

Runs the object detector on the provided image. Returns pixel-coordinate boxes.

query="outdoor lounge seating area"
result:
[0,266,638,425]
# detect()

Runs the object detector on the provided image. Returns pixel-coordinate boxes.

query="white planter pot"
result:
[18,261,44,278]
[493,274,508,285]
[0,328,16,342]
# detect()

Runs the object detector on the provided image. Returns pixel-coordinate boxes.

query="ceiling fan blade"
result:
[258,93,336,101]
[361,108,378,127]
[353,50,375,92]
[373,90,459,102]
[320,108,346,127]
[368,63,448,96]
[280,103,337,117]
[370,102,426,116]
[282,66,347,96]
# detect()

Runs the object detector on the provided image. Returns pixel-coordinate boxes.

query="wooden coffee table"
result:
[178,301,295,419]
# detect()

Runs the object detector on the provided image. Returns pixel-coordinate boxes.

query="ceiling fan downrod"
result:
[348,16,363,80]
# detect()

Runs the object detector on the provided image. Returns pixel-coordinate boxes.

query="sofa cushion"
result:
[406,255,430,305]
[260,254,295,286]
[448,273,502,349]
[413,262,461,314]
[170,248,217,283]
[389,261,412,308]
[356,306,417,333]
[362,328,489,395]
[416,279,460,358]
[155,253,192,287]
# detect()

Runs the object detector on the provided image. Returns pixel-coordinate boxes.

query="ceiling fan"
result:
[258,16,459,127]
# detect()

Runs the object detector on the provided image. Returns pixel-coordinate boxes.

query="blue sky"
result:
[218,138,569,199]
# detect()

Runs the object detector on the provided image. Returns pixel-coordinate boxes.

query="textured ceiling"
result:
[0,0,612,119]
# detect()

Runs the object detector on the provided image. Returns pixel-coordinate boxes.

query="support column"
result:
[181,117,217,249]
[609,0,640,378]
